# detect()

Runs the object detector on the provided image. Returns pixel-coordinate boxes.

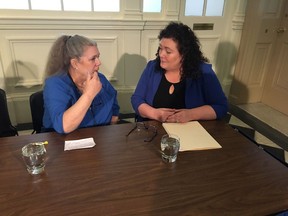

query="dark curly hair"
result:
[155,22,209,80]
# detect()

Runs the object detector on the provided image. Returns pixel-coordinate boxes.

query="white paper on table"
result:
[64,137,96,151]
[162,121,222,152]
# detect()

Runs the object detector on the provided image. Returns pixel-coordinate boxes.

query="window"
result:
[0,0,120,12]
[185,0,225,16]
[93,0,119,12]
[64,0,91,12]
[0,0,161,13]
[143,0,161,13]
[31,0,61,11]
[0,0,29,10]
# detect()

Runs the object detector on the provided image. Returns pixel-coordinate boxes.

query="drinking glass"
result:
[160,134,180,163]
[22,143,47,175]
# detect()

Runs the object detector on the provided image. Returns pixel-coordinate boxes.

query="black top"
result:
[153,74,186,109]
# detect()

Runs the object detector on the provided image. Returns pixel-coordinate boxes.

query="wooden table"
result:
[1,120,288,215]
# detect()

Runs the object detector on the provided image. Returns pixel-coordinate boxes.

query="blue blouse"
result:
[43,71,119,133]
[131,60,228,119]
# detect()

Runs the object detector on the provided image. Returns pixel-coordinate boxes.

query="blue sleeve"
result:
[43,76,72,133]
[201,64,228,119]
[131,60,161,115]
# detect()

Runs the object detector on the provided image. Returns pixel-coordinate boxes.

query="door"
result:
[229,0,287,111]
[261,1,288,115]
[178,1,247,95]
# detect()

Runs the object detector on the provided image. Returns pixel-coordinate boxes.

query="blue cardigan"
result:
[131,60,228,119]
[43,72,119,133]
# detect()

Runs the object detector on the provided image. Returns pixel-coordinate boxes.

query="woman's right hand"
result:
[155,108,176,122]
[83,71,102,100]
[138,103,176,122]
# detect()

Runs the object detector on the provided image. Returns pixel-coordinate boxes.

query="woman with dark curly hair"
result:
[131,22,228,123]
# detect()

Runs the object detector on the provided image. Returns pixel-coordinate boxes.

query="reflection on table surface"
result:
[1,120,288,215]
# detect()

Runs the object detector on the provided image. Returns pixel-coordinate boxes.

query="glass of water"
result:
[22,143,47,175]
[160,134,180,163]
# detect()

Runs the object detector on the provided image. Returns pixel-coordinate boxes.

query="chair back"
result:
[0,88,18,137]
[29,91,44,134]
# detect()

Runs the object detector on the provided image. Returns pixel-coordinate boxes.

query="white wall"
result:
[0,0,246,125]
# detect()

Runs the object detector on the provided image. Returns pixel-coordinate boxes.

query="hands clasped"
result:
[157,108,189,123]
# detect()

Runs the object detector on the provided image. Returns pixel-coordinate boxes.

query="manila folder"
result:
[162,121,222,151]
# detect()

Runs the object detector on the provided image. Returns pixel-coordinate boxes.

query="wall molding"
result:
[232,13,245,30]
[0,18,170,30]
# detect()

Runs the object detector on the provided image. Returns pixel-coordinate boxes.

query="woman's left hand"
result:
[165,109,190,123]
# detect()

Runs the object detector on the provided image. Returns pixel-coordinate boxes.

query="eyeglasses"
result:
[126,122,158,142]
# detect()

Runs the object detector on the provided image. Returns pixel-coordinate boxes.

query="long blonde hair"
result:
[44,35,97,77]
